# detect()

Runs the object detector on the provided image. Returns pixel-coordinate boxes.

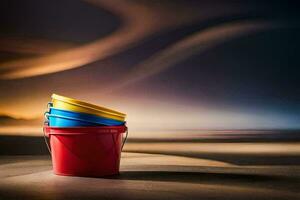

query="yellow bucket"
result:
[51,94,126,121]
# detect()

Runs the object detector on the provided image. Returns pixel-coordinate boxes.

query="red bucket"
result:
[44,125,127,177]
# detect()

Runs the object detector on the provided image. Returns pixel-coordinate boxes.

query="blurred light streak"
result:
[0,37,75,55]
[0,0,164,79]
[111,20,289,91]
[124,142,300,155]
[0,126,41,136]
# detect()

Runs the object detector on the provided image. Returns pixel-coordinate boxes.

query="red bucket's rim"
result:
[44,125,127,137]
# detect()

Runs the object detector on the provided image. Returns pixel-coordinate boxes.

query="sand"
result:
[0,148,299,200]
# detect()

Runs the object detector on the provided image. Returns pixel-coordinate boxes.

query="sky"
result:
[0,0,299,136]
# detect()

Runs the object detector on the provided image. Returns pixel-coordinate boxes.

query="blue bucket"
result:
[46,107,125,127]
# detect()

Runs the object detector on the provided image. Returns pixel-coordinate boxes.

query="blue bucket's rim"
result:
[47,113,100,125]
[49,107,124,123]
[45,108,126,126]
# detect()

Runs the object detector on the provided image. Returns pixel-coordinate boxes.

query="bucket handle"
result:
[43,125,52,154]
[121,127,128,151]
[43,105,51,154]
[44,111,50,122]
[47,102,53,108]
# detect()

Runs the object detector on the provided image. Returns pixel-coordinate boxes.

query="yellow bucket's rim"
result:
[51,94,126,118]
[51,101,125,121]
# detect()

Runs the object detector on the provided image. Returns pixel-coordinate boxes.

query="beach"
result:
[0,131,299,200]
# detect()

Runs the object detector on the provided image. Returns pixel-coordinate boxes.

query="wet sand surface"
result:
[0,142,300,200]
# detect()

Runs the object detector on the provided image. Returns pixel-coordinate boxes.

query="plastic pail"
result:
[51,94,126,121]
[46,108,125,127]
[44,125,127,177]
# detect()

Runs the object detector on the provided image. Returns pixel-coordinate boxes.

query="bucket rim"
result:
[47,113,100,125]
[48,107,125,123]
[52,94,126,118]
[44,125,127,137]
[46,113,125,126]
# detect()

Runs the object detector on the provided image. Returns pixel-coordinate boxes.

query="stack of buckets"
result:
[44,94,127,177]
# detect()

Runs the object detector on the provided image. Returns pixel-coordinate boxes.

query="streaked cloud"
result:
[0,0,165,79]
[111,20,289,91]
